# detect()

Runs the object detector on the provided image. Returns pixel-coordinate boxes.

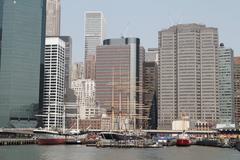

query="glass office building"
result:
[218,43,234,124]
[0,0,46,128]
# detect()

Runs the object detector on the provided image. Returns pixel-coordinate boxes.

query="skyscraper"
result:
[84,11,105,80]
[218,43,234,124]
[96,38,144,130]
[46,0,60,36]
[234,57,240,127]
[43,37,65,129]
[0,0,46,128]
[143,61,158,129]
[60,36,72,90]
[158,24,219,129]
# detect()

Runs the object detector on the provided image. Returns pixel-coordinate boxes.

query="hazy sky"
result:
[61,0,240,63]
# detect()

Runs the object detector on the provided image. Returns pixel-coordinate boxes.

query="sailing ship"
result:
[34,129,65,145]
[34,99,66,145]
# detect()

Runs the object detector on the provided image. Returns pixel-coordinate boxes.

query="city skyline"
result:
[1,1,240,156]
[61,0,240,63]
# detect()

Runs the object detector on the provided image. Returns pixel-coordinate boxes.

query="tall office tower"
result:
[72,62,85,80]
[60,36,72,90]
[234,57,240,127]
[218,43,234,124]
[71,79,98,120]
[43,37,65,129]
[145,48,158,63]
[46,0,60,36]
[96,38,144,130]
[158,24,219,129]
[84,11,105,80]
[0,0,46,128]
[143,62,158,129]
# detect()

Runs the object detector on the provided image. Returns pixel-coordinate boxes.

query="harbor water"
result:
[0,145,240,160]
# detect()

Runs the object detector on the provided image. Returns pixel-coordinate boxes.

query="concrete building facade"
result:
[145,48,158,63]
[46,0,60,36]
[158,24,219,129]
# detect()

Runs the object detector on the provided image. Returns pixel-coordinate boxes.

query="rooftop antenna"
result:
[121,22,130,38]
[168,11,184,26]
[176,11,183,25]
[168,12,174,26]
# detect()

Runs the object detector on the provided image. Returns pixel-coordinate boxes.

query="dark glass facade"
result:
[0,0,46,128]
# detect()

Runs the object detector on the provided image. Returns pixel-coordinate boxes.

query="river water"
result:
[0,145,240,160]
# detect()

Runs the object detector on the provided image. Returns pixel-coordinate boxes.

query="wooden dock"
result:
[0,139,36,145]
[88,140,163,148]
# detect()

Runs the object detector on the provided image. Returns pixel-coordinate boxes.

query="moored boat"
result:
[33,129,65,145]
[153,135,176,146]
[99,132,141,141]
[176,133,191,146]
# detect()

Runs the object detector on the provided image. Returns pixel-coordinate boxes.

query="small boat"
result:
[153,135,176,146]
[176,133,191,146]
[96,131,145,148]
[33,129,65,145]
[65,134,88,144]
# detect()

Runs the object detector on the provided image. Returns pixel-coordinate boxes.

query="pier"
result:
[0,139,36,145]
[92,140,163,148]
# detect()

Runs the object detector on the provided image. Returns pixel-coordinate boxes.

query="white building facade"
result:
[43,37,65,129]
[84,11,105,80]
[71,79,99,120]
[84,11,105,57]
[72,62,85,80]
[145,48,158,63]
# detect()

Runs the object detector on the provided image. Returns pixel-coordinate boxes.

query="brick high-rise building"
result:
[85,54,96,80]
[96,38,144,130]
[234,57,240,127]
